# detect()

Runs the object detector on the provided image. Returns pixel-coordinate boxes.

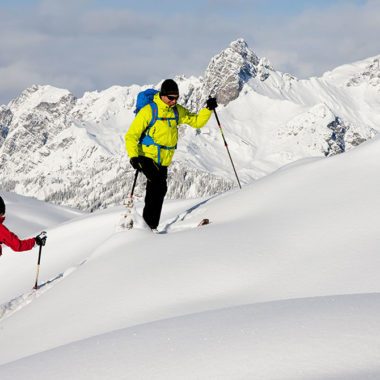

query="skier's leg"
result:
[139,157,168,229]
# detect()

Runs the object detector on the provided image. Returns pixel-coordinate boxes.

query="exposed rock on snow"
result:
[346,57,380,88]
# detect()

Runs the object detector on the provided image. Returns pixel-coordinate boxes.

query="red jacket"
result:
[0,217,36,256]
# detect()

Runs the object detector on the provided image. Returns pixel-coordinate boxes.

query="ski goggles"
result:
[166,95,179,101]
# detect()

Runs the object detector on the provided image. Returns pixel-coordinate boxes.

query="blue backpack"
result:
[134,89,159,115]
[134,89,180,165]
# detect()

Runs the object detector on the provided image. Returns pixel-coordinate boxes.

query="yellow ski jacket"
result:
[125,93,212,167]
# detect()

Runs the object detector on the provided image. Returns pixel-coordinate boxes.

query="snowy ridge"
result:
[0,39,379,210]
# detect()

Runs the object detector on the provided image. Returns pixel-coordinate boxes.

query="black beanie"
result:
[0,196,5,215]
[160,79,179,96]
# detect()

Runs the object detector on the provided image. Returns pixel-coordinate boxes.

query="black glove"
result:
[35,231,47,246]
[130,157,142,170]
[206,97,218,111]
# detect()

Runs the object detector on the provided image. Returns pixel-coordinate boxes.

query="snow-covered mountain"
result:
[0,39,379,210]
[2,133,380,378]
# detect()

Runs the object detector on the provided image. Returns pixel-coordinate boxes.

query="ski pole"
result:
[33,231,47,289]
[213,108,242,189]
[130,169,139,199]
[34,245,43,289]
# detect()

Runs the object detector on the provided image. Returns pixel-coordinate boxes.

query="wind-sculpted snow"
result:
[2,294,380,380]
[0,40,379,211]
[2,135,380,376]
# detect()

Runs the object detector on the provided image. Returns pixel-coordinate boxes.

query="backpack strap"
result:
[139,104,179,165]
[172,106,179,125]
[138,103,158,144]
[149,102,159,127]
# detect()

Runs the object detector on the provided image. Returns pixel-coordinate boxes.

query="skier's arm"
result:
[177,106,212,129]
[125,107,152,158]
[0,225,35,252]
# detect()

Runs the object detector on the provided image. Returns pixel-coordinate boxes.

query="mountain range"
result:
[0,39,379,211]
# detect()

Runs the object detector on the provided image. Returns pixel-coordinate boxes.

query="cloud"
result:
[82,9,154,36]
[0,61,43,96]
[247,0,380,77]
[0,2,236,104]
[0,0,378,105]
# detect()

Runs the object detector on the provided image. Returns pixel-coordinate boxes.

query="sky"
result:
[0,0,379,105]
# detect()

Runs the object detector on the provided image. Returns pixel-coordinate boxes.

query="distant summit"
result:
[203,38,273,105]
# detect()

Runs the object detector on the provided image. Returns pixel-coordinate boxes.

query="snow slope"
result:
[1,134,380,378]
[2,294,380,379]
[0,190,83,236]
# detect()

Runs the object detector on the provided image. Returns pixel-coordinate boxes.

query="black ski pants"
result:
[138,156,168,229]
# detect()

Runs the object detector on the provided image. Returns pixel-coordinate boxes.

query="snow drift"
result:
[1,133,380,378]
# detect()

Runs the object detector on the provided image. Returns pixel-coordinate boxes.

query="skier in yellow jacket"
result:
[125,79,217,230]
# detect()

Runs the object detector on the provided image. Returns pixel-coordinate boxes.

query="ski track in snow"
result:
[0,196,214,323]
[163,195,216,232]
[1,211,139,322]
[0,260,87,322]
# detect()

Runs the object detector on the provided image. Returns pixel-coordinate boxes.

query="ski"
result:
[198,218,210,227]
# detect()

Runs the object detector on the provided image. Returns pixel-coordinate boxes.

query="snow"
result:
[9,85,71,112]
[1,134,380,378]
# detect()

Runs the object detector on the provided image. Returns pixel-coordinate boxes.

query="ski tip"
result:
[198,218,210,227]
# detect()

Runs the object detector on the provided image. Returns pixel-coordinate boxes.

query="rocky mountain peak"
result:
[0,85,77,170]
[9,84,75,112]
[202,38,270,105]
[229,38,259,66]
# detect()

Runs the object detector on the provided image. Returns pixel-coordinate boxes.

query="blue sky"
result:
[0,0,378,104]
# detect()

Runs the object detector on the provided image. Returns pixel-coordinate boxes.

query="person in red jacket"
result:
[0,196,46,256]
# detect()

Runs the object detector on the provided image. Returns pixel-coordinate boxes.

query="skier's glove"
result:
[35,231,47,246]
[130,157,142,170]
[206,97,218,111]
